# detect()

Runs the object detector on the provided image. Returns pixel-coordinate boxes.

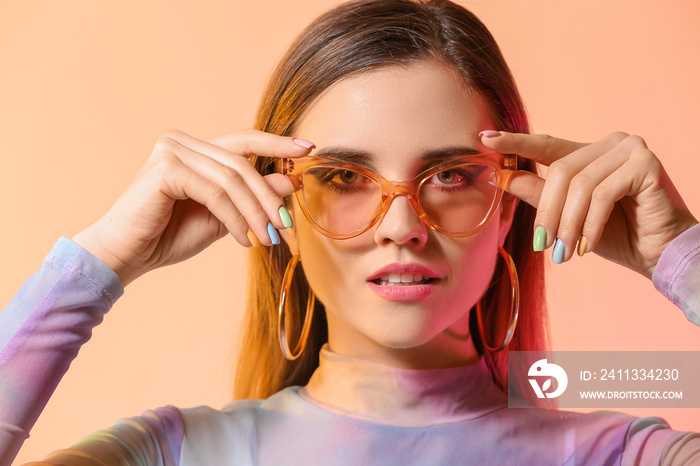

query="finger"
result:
[553,142,632,263]
[167,130,305,223]
[205,129,315,158]
[480,131,628,167]
[158,134,297,232]
[581,146,656,256]
[499,170,544,209]
[503,133,630,251]
[264,173,302,197]
[155,137,283,246]
[167,130,308,193]
[156,154,254,247]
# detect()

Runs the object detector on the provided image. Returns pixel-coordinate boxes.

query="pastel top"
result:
[1,225,700,465]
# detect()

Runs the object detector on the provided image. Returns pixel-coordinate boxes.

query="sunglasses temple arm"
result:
[281,158,294,174]
[494,153,518,191]
[494,169,515,192]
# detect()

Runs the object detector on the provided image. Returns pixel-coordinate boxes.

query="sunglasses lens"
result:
[299,162,499,237]
[418,163,498,235]
[302,166,382,235]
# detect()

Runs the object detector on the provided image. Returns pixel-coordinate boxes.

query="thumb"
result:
[264,173,302,197]
[499,170,544,209]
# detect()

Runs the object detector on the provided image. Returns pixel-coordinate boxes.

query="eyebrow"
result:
[313,145,482,164]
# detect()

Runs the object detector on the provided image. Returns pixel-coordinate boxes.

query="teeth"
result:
[377,273,427,284]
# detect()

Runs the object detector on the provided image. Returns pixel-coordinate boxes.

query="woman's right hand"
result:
[72,130,314,287]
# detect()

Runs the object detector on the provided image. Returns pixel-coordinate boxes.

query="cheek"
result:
[290,205,356,311]
[447,225,501,303]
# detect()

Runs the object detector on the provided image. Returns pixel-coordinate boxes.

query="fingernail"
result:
[533,226,546,252]
[487,172,497,188]
[287,174,303,192]
[267,222,280,245]
[553,239,565,264]
[293,138,316,149]
[246,228,261,248]
[577,236,588,256]
[479,130,502,138]
[279,206,293,228]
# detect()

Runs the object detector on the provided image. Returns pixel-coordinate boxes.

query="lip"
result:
[367,262,443,302]
[367,262,442,282]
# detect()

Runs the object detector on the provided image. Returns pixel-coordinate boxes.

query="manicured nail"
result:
[479,130,502,138]
[487,172,497,188]
[577,236,588,257]
[246,228,261,248]
[279,206,293,228]
[293,138,316,149]
[533,226,546,252]
[267,222,280,245]
[553,239,565,264]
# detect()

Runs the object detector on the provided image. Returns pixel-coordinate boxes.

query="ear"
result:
[497,193,519,247]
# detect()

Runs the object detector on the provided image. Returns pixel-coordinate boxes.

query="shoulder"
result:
[147,394,699,465]
[482,405,632,463]
[178,387,304,465]
[490,405,699,465]
[180,386,303,429]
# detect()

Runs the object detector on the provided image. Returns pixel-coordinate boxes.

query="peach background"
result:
[1,0,699,462]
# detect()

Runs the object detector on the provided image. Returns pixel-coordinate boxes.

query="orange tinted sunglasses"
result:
[281,153,517,240]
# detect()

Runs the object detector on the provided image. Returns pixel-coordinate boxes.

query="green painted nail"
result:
[279,206,293,228]
[533,226,546,252]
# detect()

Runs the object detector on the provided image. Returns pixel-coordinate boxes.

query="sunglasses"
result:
[281,152,517,240]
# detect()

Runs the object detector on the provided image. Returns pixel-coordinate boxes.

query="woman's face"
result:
[284,60,516,369]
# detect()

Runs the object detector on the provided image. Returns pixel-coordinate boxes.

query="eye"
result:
[333,170,360,184]
[309,167,373,194]
[430,170,464,185]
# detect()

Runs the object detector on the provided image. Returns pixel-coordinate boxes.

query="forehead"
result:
[294,61,495,166]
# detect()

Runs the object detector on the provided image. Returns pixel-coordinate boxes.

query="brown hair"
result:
[234,0,550,407]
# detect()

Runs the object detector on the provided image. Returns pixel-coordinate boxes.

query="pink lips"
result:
[367,262,442,302]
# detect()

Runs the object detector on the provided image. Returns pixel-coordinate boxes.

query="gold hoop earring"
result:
[476,246,520,352]
[278,254,315,360]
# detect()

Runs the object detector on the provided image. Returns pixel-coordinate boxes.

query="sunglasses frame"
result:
[281,152,517,240]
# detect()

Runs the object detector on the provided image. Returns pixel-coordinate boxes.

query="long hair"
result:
[234,0,550,407]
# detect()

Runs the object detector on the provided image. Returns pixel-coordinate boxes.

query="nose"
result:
[373,195,428,249]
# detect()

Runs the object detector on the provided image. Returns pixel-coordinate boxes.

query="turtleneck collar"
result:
[299,344,507,428]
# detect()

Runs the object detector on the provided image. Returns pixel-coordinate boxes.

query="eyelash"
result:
[307,163,486,193]
[315,168,368,193]
[425,167,482,192]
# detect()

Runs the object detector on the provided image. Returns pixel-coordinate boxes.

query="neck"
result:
[301,344,506,428]
[325,314,479,370]
[327,339,480,370]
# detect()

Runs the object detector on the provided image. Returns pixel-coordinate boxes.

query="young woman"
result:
[2,0,699,464]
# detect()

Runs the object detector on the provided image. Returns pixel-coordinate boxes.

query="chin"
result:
[368,325,445,351]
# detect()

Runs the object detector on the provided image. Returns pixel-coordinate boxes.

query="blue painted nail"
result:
[267,222,280,245]
[553,239,565,264]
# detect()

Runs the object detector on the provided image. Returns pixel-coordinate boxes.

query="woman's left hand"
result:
[480,131,698,279]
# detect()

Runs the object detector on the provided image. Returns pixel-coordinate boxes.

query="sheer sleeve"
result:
[0,237,123,466]
[622,417,700,465]
[652,223,700,325]
[22,406,184,466]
